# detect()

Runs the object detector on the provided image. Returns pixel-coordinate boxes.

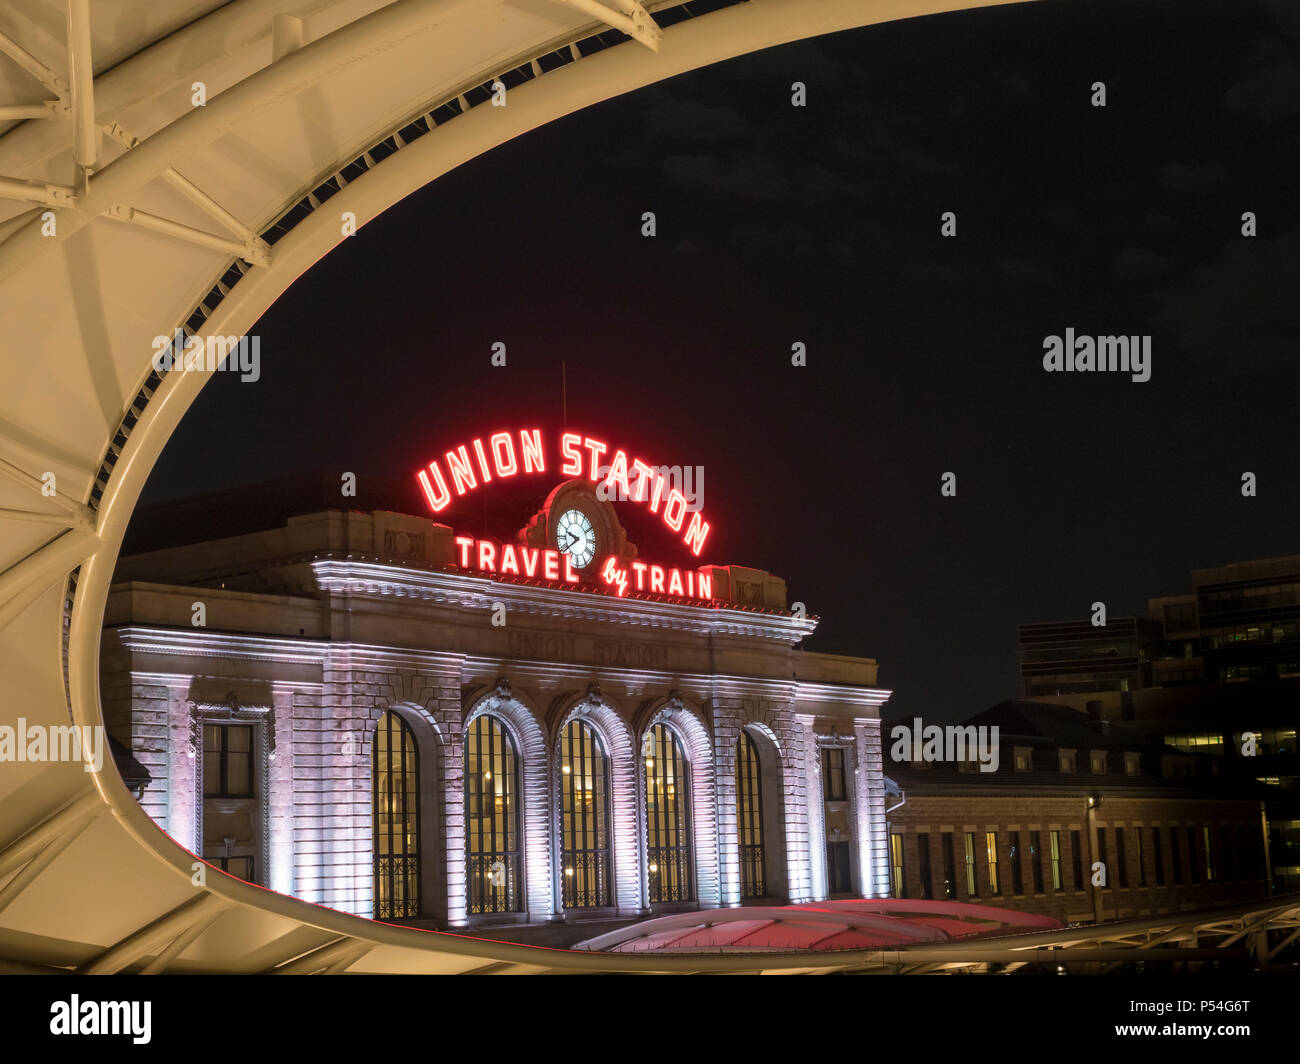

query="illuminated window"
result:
[203,723,253,798]
[1124,752,1140,776]
[560,719,612,908]
[889,833,906,898]
[465,714,521,915]
[985,832,1000,896]
[1049,830,1062,890]
[736,731,767,898]
[644,724,694,904]
[1013,747,1032,772]
[822,747,848,801]
[202,723,257,882]
[372,711,420,919]
[1203,827,1214,882]
[1059,750,1076,774]
[1090,751,1107,774]
[963,832,978,897]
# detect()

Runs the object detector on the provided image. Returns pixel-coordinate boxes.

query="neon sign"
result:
[416,428,711,556]
[452,536,714,602]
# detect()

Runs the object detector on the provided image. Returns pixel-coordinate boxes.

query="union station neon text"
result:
[418,427,712,555]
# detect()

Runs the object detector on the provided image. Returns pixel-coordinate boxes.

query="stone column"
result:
[854,718,888,898]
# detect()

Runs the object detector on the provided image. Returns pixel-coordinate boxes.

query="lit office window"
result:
[985,832,1000,896]
[373,711,420,919]
[889,833,906,898]
[560,719,612,908]
[736,731,767,899]
[1090,751,1107,774]
[465,715,521,915]
[1203,827,1214,882]
[1049,830,1062,890]
[644,724,694,904]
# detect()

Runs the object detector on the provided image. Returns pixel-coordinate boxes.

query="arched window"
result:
[560,718,611,908]
[645,723,693,903]
[736,730,766,898]
[465,714,521,914]
[373,711,420,918]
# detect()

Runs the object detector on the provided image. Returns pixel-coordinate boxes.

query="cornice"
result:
[310,559,818,644]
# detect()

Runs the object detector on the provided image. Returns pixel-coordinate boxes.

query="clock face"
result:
[556,508,597,569]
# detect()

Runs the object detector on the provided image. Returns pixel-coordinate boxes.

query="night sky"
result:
[136,0,1299,723]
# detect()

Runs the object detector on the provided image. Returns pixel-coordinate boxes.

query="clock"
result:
[555,508,597,569]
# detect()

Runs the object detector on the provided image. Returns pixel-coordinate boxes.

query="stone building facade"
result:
[100,488,891,930]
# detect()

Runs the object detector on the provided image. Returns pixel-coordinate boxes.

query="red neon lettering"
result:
[663,489,687,532]
[605,450,631,498]
[455,536,474,568]
[687,570,695,597]
[445,445,477,495]
[520,546,540,577]
[520,428,545,473]
[543,549,559,581]
[630,458,654,501]
[563,554,579,583]
[650,565,666,593]
[560,433,583,477]
[499,544,519,575]
[417,464,451,511]
[632,561,648,590]
[668,569,685,596]
[478,540,497,572]
[490,432,518,477]
[697,571,712,600]
[684,512,709,556]
[648,473,666,514]
[472,438,492,482]
[583,437,607,482]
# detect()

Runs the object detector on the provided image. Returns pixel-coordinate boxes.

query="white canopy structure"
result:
[0,0,1028,974]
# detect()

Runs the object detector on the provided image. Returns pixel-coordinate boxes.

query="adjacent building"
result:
[882,701,1272,924]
